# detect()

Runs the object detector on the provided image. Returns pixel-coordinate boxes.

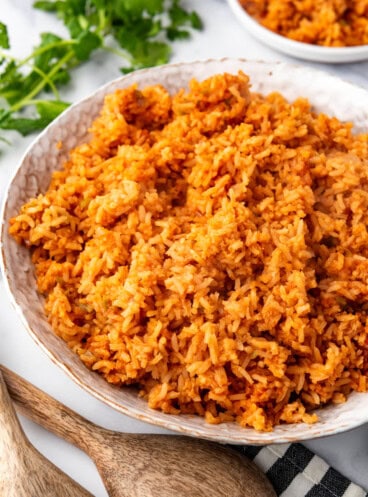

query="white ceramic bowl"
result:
[2,59,368,444]
[227,0,368,63]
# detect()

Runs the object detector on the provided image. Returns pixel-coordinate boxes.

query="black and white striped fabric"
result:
[233,443,367,497]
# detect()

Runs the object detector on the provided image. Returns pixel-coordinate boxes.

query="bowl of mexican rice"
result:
[2,58,368,444]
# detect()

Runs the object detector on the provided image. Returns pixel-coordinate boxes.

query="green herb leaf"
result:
[0,109,11,125]
[168,1,203,31]
[114,0,164,17]
[0,99,70,136]
[66,17,85,39]
[115,25,171,69]
[73,31,102,60]
[132,41,170,68]
[1,0,202,144]
[0,61,22,89]
[90,0,108,10]
[0,71,29,106]
[34,33,67,72]
[52,68,71,86]
[36,100,70,120]
[0,116,47,135]
[166,28,190,41]
[0,22,10,49]
[65,0,87,16]
[33,0,60,12]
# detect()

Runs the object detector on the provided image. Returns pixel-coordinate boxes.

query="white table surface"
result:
[1,1,368,495]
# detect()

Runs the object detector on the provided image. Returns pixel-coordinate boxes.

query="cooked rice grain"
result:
[9,71,368,431]
[241,0,368,47]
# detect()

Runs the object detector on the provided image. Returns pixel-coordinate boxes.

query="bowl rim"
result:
[2,58,368,445]
[226,0,368,63]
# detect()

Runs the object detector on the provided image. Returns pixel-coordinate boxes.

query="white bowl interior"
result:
[2,58,368,444]
[226,0,368,64]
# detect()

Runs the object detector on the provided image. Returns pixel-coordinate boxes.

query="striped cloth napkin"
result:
[233,443,367,497]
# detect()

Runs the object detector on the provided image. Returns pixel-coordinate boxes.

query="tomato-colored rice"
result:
[9,71,368,430]
[240,0,368,46]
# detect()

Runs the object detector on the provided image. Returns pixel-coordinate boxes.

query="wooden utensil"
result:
[0,370,94,497]
[1,365,276,497]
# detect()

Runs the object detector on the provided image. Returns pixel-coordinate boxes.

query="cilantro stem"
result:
[0,49,64,99]
[25,98,58,105]
[9,50,74,113]
[0,135,11,145]
[0,39,76,72]
[102,44,132,63]
[29,65,61,100]
[97,8,109,34]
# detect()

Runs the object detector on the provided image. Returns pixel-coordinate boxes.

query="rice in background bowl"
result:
[5,60,367,443]
[227,0,368,63]
[239,0,368,47]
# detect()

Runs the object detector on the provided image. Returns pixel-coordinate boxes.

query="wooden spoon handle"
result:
[0,371,96,497]
[0,365,106,454]
[0,370,28,455]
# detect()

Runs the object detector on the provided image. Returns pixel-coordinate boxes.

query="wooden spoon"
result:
[1,365,276,497]
[0,370,94,497]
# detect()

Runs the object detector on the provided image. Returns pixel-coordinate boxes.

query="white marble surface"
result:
[1,1,368,495]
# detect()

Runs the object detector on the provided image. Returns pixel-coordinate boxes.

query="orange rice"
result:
[240,0,368,46]
[9,71,368,431]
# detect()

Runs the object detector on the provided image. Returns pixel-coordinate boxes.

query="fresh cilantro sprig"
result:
[0,1,202,139]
